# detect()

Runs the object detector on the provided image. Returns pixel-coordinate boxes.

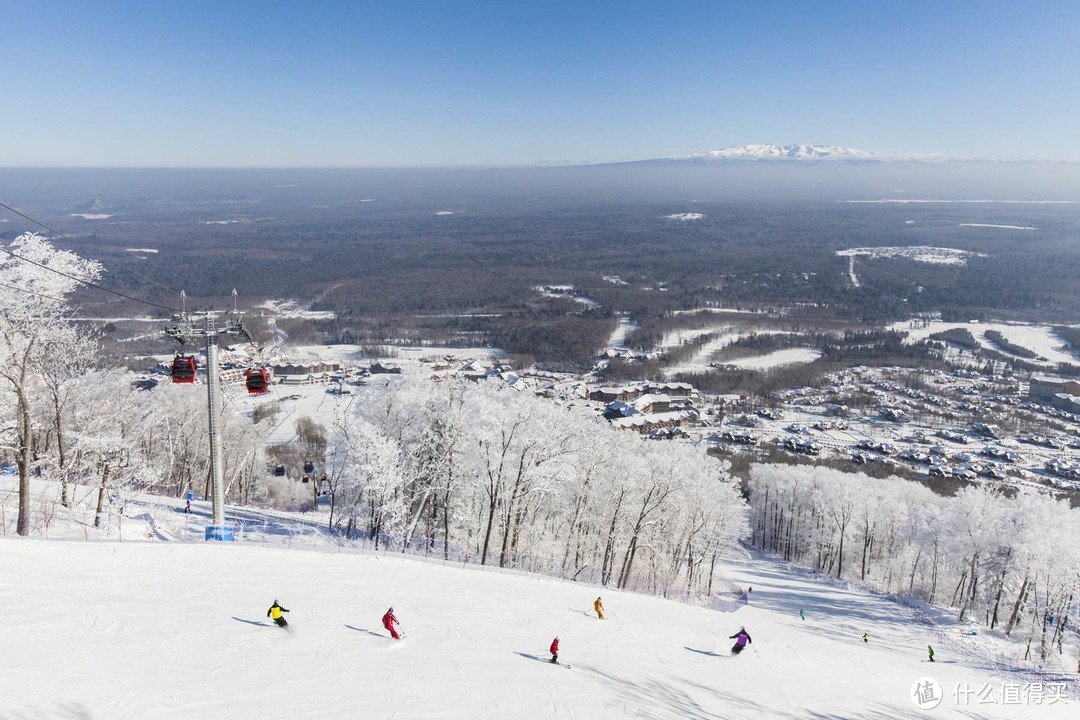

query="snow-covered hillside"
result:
[3,527,1075,719]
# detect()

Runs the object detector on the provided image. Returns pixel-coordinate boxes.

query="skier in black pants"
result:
[730,627,752,655]
[267,600,290,629]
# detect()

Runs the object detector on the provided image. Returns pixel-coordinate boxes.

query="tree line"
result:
[747,464,1079,664]
[323,376,749,600]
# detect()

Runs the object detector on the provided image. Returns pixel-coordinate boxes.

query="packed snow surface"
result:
[2,535,1071,719]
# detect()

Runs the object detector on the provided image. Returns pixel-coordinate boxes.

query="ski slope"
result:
[3,535,1074,719]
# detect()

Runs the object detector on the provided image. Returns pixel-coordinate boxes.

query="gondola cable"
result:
[0,241,180,313]
[0,199,182,299]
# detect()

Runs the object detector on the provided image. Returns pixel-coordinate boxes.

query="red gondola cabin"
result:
[246,368,269,394]
[171,355,197,384]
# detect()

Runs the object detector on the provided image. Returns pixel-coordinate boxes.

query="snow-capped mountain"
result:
[686,144,880,161]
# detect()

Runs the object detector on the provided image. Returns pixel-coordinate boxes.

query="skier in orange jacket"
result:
[594,596,605,620]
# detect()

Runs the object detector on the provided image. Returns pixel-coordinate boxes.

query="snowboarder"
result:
[266,600,289,629]
[729,627,752,655]
[184,499,191,514]
[594,596,605,620]
[862,633,869,643]
[799,608,805,621]
[549,636,560,664]
[927,644,935,662]
[382,607,402,639]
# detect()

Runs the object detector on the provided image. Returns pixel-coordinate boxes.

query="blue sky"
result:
[4,1,1079,167]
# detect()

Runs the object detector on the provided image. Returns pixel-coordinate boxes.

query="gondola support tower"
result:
[164,290,252,541]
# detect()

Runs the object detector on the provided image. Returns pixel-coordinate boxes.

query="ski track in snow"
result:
[1,526,1074,719]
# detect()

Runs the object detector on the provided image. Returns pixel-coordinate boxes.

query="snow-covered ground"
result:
[846,256,861,288]
[837,246,987,266]
[671,307,763,316]
[2,520,1073,719]
[723,348,822,370]
[253,299,336,321]
[959,223,1036,230]
[604,314,638,353]
[537,286,601,309]
[896,321,1080,366]
[661,330,804,377]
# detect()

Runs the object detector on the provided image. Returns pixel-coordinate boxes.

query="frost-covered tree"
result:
[0,233,102,535]
[747,463,1080,666]
[335,372,748,598]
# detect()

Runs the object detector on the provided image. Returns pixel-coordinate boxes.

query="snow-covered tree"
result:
[332,372,748,597]
[746,462,1080,666]
[0,233,102,535]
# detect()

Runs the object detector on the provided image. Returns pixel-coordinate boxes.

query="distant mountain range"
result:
[633,144,1076,165]
[684,144,881,162]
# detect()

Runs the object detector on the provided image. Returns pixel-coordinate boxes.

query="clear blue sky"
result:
[4,0,1079,167]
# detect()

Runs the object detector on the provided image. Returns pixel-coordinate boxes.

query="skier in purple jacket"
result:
[729,627,752,655]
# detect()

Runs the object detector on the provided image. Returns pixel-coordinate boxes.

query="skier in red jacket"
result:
[382,607,401,640]
[549,636,560,664]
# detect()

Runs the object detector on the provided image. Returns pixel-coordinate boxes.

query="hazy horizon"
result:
[3,162,1080,205]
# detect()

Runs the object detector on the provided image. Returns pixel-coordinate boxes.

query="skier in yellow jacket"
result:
[267,599,290,630]
[594,596,605,620]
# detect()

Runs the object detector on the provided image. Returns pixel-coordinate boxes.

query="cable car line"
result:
[0,279,69,305]
[0,199,181,298]
[0,241,180,313]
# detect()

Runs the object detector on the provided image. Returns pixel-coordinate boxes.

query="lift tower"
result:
[165,294,252,541]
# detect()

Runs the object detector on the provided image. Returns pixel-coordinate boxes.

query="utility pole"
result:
[165,291,251,541]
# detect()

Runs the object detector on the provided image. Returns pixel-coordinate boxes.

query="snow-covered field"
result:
[604,314,638,353]
[2,526,1073,719]
[723,348,822,370]
[837,246,987,266]
[671,307,763,316]
[254,300,336,321]
[896,321,1080,366]
[660,330,807,376]
[959,223,1036,230]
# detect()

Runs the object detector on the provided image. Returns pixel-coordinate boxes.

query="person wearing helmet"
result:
[266,600,289,630]
[593,596,605,620]
[729,627,752,655]
[382,607,402,640]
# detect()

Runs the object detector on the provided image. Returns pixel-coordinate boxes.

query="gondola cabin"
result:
[171,355,197,384]
[246,368,269,394]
